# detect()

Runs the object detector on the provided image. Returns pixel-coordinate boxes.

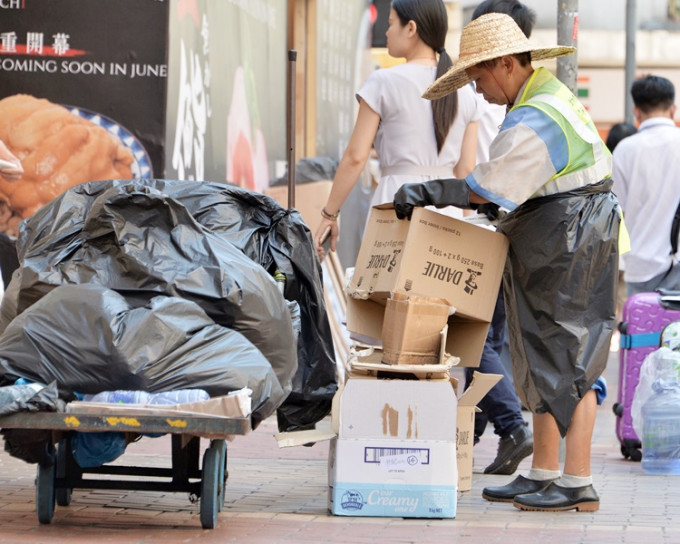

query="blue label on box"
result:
[332,482,456,518]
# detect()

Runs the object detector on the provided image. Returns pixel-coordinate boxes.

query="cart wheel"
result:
[55,440,72,506]
[36,452,56,524]
[200,447,220,529]
[212,440,227,511]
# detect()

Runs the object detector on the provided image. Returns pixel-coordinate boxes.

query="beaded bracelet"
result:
[321,207,340,221]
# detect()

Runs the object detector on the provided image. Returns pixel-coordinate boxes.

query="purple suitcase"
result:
[615,290,680,460]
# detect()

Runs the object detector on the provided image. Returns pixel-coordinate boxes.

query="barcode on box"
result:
[364,447,430,465]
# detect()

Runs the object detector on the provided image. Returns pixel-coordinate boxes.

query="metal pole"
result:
[287,49,297,209]
[625,0,637,125]
[557,0,579,94]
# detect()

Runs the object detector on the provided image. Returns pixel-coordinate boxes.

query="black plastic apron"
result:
[497,179,620,436]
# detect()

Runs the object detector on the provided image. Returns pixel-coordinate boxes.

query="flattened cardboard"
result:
[275,428,337,448]
[349,206,508,322]
[66,388,252,419]
[345,341,459,380]
[175,390,252,418]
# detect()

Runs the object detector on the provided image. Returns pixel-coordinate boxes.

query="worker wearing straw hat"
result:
[393,13,620,513]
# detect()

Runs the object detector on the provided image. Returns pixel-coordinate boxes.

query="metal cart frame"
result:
[0,410,250,529]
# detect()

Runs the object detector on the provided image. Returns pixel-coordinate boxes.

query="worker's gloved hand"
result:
[476,202,500,221]
[393,178,471,220]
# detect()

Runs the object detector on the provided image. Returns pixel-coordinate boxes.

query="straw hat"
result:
[423,13,576,100]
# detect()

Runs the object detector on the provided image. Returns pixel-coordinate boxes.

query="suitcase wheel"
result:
[620,440,642,462]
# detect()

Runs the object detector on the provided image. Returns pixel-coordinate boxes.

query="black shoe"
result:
[482,474,556,503]
[484,424,533,475]
[513,482,600,512]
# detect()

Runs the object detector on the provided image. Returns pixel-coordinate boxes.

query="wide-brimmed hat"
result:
[423,13,575,100]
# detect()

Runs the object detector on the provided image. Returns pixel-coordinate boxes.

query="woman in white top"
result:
[314,0,485,259]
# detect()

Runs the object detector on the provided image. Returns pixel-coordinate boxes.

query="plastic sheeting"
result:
[71,431,128,468]
[498,180,620,437]
[0,179,337,431]
[0,381,63,417]
[0,381,65,464]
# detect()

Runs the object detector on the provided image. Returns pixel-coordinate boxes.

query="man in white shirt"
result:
[612,75,680,296]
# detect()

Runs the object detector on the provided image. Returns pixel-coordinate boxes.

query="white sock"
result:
[558,474,592,488]
[527,468,561,481]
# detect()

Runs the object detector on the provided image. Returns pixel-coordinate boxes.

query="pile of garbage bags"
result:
[0,179,337,441]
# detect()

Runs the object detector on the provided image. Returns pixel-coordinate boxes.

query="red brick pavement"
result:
[1,347,679,543]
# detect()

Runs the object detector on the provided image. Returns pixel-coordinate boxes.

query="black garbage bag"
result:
[270,156,338,186]
[2,179,336,431]
[2,428,53,464]
[0,285,284,426]
[142,181,337,431]
[498,182,619,436]
[1,180,297,396]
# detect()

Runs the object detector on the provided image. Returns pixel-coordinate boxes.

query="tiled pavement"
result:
[1,345,679,544]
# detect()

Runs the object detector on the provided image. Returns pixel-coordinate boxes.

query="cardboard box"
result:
[346,295,490,368]
[349,206,508,322]
[326,371,502,517]
[328,378,458,518]
[264,180,333,235]
[455,372,502,492]
[381,293,451,365]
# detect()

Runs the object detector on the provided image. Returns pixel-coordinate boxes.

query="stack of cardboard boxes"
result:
[328,205,509,518]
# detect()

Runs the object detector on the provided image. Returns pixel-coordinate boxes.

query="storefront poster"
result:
[165,0,286,191]
[0,0,168,177]
[315,0,373,159]
[0,0,168,234]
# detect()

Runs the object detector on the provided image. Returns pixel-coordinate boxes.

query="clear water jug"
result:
[641,390,680,475]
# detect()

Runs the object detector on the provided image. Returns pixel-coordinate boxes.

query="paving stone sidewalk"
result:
[1,348,678,544]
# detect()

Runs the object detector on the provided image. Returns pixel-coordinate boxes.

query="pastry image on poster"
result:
[66,105,153,179]
[0,94,152,236]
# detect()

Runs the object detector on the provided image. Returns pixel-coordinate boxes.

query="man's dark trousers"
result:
[465,289,525,440]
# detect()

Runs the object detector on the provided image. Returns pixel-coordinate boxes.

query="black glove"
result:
[393,178,471,220]
[476,202,500,221]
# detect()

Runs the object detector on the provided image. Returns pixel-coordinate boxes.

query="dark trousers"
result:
[465,288,525,439]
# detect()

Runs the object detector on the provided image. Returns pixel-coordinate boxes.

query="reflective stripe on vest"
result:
[511,69,611,196]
